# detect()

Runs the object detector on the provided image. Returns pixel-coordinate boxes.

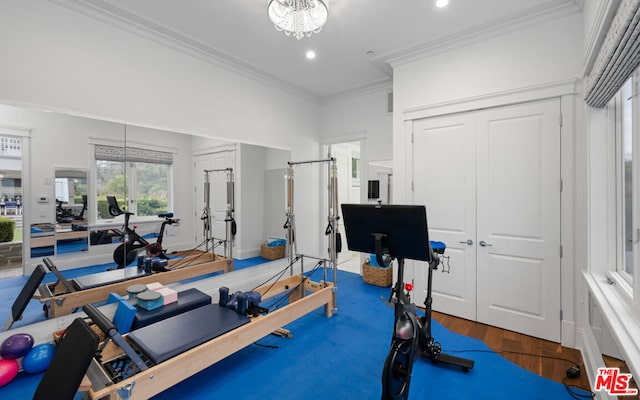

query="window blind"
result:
[95,144,173,165]
[585,0,640,108]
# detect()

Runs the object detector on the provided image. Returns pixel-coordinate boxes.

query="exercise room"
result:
[0,1,638,399]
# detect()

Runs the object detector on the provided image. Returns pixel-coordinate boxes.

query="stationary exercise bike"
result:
[340,204,474,400]
[107,196,179,269]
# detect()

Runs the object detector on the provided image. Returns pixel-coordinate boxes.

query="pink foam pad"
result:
[0,359,19,387]
[156,287,178,305]
[146,282,164,291]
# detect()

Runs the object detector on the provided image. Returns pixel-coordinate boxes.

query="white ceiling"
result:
[68,0,582,100]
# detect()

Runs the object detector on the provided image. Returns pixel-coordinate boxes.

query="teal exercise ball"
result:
[22,343,55,374]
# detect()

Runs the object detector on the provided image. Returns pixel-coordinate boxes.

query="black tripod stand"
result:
[341,204,474,400]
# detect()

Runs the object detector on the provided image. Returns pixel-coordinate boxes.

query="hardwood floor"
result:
[432,311,595,395]
[433,311,639,399]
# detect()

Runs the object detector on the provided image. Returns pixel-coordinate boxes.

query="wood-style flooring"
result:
[432,311,639,399]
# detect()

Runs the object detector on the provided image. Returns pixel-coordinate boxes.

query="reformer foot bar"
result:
[32,254,230,319]
[52,274,334,400]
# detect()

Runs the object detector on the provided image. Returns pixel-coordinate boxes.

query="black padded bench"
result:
[74,267,150,290]
[127,304,250,364]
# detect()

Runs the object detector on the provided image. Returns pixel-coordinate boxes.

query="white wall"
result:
[320,85,393,163]
[238,143,267,258]
[0,0,323,261]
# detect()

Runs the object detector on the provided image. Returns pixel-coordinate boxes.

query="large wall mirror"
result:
[0,102,291,276]
[54,168,89,254]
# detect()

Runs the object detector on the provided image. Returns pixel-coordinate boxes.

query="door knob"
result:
[459,239,473,245]
[479,241,493,247]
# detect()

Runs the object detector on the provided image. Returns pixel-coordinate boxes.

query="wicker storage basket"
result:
[362,262,392,287]
[261,243,285,260]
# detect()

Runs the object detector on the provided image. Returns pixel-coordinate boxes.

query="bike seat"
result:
[107,196,126,217]
[158,212,174,218]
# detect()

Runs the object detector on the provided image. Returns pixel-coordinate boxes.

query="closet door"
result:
[476,99,561,342]
[412,113,477,321]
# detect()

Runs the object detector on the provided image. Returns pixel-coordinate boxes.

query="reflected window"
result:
[95,145,172,220]
[96,160,126,219]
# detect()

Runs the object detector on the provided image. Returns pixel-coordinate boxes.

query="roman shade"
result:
[95,144,173,165]
[585,0,640,108]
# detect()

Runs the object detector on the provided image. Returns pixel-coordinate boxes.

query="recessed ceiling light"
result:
[306,50,316,60]
[436,0,449,8]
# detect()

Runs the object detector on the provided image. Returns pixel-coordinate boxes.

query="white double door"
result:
[409,99,561,342]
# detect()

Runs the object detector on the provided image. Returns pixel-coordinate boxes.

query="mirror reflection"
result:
[0,101,291,279]
[54,168,88,254]
[368,160,392,204]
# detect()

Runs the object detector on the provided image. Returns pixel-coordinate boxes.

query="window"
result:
[612,76,636,286]
[95,145,172,220]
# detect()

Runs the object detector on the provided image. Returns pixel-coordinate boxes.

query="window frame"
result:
[608,71,639,299]
[92,143,174,224]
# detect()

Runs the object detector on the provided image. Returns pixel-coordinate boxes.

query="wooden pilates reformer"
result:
[32,253,230,319]
[46,273,335,400]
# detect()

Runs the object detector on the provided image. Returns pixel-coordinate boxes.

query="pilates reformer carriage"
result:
[32,254,231,319]
[1,251,231,328]
[31,156,343,399]
[31,259,336,400]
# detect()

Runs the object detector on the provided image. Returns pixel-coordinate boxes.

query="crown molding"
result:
[48,0,321,104]
[320,79,393,105]
[402,79,580,122]
[383,0,582,68]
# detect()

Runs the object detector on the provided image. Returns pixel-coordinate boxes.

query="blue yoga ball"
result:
[22,343,55,374]
[0,333,34,360]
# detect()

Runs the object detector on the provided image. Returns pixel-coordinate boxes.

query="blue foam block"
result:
[108,293,136,334]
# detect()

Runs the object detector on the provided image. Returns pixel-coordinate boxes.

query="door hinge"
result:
[411,132,415,144]
[411,181,414,191]
[560,245,563,258]
[560,310,563,321]
[559,113,563,127]
[560,179,563,192]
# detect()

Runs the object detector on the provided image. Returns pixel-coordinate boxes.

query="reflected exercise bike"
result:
[106,196,179,269]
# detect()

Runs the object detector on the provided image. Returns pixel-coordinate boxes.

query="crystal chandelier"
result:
[267,0,329,40]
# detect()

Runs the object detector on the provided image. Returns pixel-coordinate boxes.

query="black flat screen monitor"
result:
[341,204,432,262]
[367,180,380,199]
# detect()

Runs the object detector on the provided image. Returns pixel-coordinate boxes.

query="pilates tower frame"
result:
[203,168,236,269]
[284,158,339,306]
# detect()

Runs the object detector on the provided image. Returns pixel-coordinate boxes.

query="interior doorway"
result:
[327,140,362,274]
[0,135,24,279]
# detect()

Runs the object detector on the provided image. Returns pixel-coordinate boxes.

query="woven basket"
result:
[362,262,392,287]
[261,243,285,260]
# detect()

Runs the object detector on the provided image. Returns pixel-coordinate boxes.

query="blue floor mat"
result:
[0,269,590,399]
